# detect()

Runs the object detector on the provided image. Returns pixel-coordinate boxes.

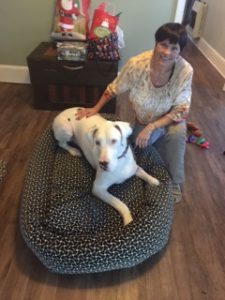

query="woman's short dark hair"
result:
[155,23,188,51]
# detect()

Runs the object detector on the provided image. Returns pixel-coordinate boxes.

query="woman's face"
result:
[154,39,180,67]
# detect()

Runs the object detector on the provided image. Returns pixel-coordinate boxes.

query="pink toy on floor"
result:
[187,134,210,149]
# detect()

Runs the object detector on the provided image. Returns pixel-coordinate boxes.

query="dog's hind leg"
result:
[135,166,160,186]
[92,184,133,226]
[58,141,82,157]
[53,120,82,156]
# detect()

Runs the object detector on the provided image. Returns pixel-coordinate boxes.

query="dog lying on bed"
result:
[52,107,159,226]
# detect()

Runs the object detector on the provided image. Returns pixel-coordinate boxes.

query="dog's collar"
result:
[117,139,130,160]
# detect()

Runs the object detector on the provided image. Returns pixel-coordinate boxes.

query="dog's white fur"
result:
[52,107,159,226]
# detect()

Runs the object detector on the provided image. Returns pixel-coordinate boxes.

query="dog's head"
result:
[88,121,133,172]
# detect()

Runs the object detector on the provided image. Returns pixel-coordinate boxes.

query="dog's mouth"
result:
[99,165,108,171]
[99,162,109,171]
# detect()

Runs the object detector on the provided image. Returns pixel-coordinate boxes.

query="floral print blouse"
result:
[106,50,193,124]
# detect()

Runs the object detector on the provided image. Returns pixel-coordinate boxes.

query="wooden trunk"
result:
[27,42,118,112]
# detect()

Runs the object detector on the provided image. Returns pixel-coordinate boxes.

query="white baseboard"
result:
[190,36,225,80]
[0,65,30,84]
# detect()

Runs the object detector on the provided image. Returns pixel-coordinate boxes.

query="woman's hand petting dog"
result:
[75,107,98,120]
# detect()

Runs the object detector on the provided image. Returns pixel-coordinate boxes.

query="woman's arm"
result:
[75,89,115,119]
[76,56,138,119]
[135,115,172,148]
[167,65,193,122]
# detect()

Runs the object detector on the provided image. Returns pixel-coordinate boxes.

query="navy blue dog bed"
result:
[20,124,173,274]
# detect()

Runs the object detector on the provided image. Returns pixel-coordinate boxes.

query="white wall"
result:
[189,0,225,79]
[202,0,225,58]
[0,0,177,67]
[0,0,177,83]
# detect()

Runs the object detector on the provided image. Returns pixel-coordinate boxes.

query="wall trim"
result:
[0,65,30,84]
[190,37,225,79]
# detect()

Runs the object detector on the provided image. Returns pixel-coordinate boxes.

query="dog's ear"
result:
[114,121,133,138]
[87,125,98,144]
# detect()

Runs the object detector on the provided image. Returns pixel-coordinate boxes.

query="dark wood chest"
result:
[27,42,118,112]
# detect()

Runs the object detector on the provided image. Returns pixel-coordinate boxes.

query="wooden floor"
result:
[0,41,225,300]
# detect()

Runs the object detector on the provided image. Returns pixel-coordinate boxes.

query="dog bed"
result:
[20,124,173,274]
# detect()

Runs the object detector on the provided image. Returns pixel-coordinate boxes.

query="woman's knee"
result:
[166,122,187,141]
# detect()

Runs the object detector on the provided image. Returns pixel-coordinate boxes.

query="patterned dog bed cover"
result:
[20,125,173,274]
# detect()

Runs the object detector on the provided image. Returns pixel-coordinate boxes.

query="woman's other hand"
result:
[75,107,98,120]
[135,127,151,148]
[135,123,156,148]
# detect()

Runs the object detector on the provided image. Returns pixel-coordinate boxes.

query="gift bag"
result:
[89,2,119,39]
[87,32,120,61]
[51,0,91,41]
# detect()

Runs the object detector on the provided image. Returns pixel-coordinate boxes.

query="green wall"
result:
[0,0,177,66]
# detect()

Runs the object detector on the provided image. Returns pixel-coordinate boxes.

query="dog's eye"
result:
[111,139,117,145]
[95,140,100,146]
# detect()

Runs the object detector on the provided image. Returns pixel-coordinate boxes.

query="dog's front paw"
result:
[68,148,82,157]
[151,178,160,186]
[123,213,133,226]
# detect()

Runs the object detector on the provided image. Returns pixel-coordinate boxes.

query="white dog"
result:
[52,107,159,226]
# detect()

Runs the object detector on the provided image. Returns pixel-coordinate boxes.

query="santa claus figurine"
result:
[57,0,80,32]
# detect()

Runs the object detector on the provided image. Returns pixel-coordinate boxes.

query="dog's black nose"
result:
[99,161,108,171]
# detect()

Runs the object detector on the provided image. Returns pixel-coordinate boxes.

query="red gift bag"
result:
[89,2,119,39]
